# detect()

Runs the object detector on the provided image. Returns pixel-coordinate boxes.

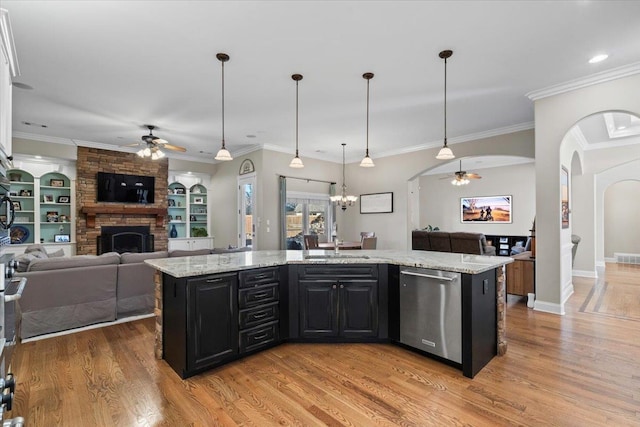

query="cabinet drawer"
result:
[239,321,279,354]
[238,283,279,309]
[299,265,378,280]
[239,267,280,288]
[239,301,279,329]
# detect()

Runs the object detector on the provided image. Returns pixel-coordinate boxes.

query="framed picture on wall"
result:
[360,192,393,214]
[561,166,569,229]
[461,195,512,223]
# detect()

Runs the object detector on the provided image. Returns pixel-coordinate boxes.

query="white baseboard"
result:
[596,260,606,268]
[534,300,565,315]
[562,284,575,306]
[604,257,616,263]
[21,313,155,343]
[573,269,598,278]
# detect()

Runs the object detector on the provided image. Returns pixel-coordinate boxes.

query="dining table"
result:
[317,241,362,250]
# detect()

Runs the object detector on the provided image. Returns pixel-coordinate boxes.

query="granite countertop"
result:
[145,249,513,278]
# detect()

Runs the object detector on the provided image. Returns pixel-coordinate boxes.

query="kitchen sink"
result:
[304,254,370,260]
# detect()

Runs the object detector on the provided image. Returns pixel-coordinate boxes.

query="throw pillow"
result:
[14,253,37,272]
[25,244,48,255]
[48,249,65,258]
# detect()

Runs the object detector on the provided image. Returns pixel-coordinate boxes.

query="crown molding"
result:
[13,131,76,146]
[375,121,535,160]
[526,61,640,101]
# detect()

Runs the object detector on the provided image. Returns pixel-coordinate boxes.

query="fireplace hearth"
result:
[98,226,154,254]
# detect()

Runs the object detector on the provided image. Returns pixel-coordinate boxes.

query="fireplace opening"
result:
[98,226,154,254]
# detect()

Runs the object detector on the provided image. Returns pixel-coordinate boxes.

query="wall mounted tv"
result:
[97,172,155,204]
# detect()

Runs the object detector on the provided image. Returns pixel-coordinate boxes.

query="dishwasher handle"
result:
[400,270,455,281]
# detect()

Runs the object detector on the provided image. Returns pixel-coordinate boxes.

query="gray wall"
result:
[604,180,640,258]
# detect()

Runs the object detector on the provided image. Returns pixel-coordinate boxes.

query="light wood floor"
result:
[9,263,640,426]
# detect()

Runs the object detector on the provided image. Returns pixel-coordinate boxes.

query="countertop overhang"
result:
[145,249,514,278]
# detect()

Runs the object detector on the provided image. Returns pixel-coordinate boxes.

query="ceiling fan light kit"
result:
[445,159,482,186]
[133,124,183,160]
[215,52,233,161]
[360,72,375,168]
[436,49,455,160]
[289,73,304,169]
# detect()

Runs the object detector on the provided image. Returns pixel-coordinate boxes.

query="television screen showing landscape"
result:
[461,195,512,223]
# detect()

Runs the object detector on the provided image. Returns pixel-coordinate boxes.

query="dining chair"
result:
[361,236,377,249]
[303,234,319,249]
[360,231,375,240]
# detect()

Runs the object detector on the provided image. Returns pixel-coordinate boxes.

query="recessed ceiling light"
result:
[21,121,48,128]
[588,54,608,64]
[617,125,627,130]
[246,134,256,138]
[34,155,42,159]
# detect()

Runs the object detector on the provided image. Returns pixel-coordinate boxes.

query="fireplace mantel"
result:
[81,206,166,228]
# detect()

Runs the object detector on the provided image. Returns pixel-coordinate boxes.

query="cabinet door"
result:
[299,279,338,338]
[187,274,238,371]
[190,237,213,250]
[339,280,378,338]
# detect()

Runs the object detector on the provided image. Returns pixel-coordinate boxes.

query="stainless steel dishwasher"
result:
[399,267,461,364]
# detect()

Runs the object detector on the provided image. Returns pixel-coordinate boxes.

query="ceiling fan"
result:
[124,125,186,159]
[440,160,482,185]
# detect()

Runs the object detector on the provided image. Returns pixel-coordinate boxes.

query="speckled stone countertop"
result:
[145,249,513,278]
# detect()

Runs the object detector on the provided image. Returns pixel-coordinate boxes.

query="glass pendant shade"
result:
[289,155,304,168]
[360,154,375,167]
[215,145,232,161]
[436,145,455,160]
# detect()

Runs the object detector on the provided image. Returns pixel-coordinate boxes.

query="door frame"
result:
[238,173,256,249]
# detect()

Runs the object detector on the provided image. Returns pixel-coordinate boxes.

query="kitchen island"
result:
[146,250,512,379]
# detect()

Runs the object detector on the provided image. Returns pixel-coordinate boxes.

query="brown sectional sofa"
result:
[412,230,496,256]
[16,246,251,339]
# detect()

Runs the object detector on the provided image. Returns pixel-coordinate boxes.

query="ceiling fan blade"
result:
[154,138,169,145]
[466,173,482,179]
[163,143,187,153]
[121,142,142,147]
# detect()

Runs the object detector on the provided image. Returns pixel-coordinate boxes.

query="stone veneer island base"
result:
[147,250,511,379]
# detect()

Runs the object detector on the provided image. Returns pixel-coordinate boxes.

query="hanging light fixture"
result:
[215,53,233,161]
[436,49,455,160]
[360,72,375,167]
[289,74,304,168]
[330,143,358,211]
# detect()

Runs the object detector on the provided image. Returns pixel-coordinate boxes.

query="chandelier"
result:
[330,143,358,210]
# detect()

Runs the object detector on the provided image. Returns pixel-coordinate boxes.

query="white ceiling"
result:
[5,1,640,164]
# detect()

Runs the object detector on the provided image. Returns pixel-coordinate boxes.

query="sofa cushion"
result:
[120,251,169,264]
[450,232,485,255]
[169,249,212,258]
[27,252,121,272]
[429,231,452,252]
[411,231,431,251]
[48,249,66,258]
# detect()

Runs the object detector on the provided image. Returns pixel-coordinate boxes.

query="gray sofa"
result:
[16,246,251,339]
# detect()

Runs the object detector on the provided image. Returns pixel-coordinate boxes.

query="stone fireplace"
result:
[98,225,154,254]
[76,147,168,255]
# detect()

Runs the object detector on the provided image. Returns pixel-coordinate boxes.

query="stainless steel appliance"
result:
[399,267,462,364]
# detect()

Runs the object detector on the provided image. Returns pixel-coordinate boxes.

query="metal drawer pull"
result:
[253,274,267,279]
[252,312,269,319]
[206,278,223,283]
[251,291,270,298]
[400,271,455,281]
[252,333,269,340]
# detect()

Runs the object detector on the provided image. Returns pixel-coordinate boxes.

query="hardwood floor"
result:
[9,263,640,426]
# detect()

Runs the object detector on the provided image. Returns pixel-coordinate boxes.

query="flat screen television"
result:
[97,172,155,204]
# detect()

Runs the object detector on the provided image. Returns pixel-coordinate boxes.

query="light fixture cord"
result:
[366,78,370,156]
[295,79,299,156]
[443,55,448,147]
[221,59,226,149]
[342,143,346,195]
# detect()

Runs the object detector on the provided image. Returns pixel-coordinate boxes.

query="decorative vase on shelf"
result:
[170,224,178,238]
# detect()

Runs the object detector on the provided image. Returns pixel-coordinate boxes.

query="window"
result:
[285,192,333,250]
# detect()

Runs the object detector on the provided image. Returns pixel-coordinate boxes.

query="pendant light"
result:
[436,49,455,160]
[360,72,375,167]
[289,74,304,168]
[330,143,358,211]
[215,53,233,161]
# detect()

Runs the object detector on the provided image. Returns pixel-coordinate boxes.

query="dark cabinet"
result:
[162,272,238,378]
[297,265,379,340]
[238,267,281,355]
[187,273,238,372]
